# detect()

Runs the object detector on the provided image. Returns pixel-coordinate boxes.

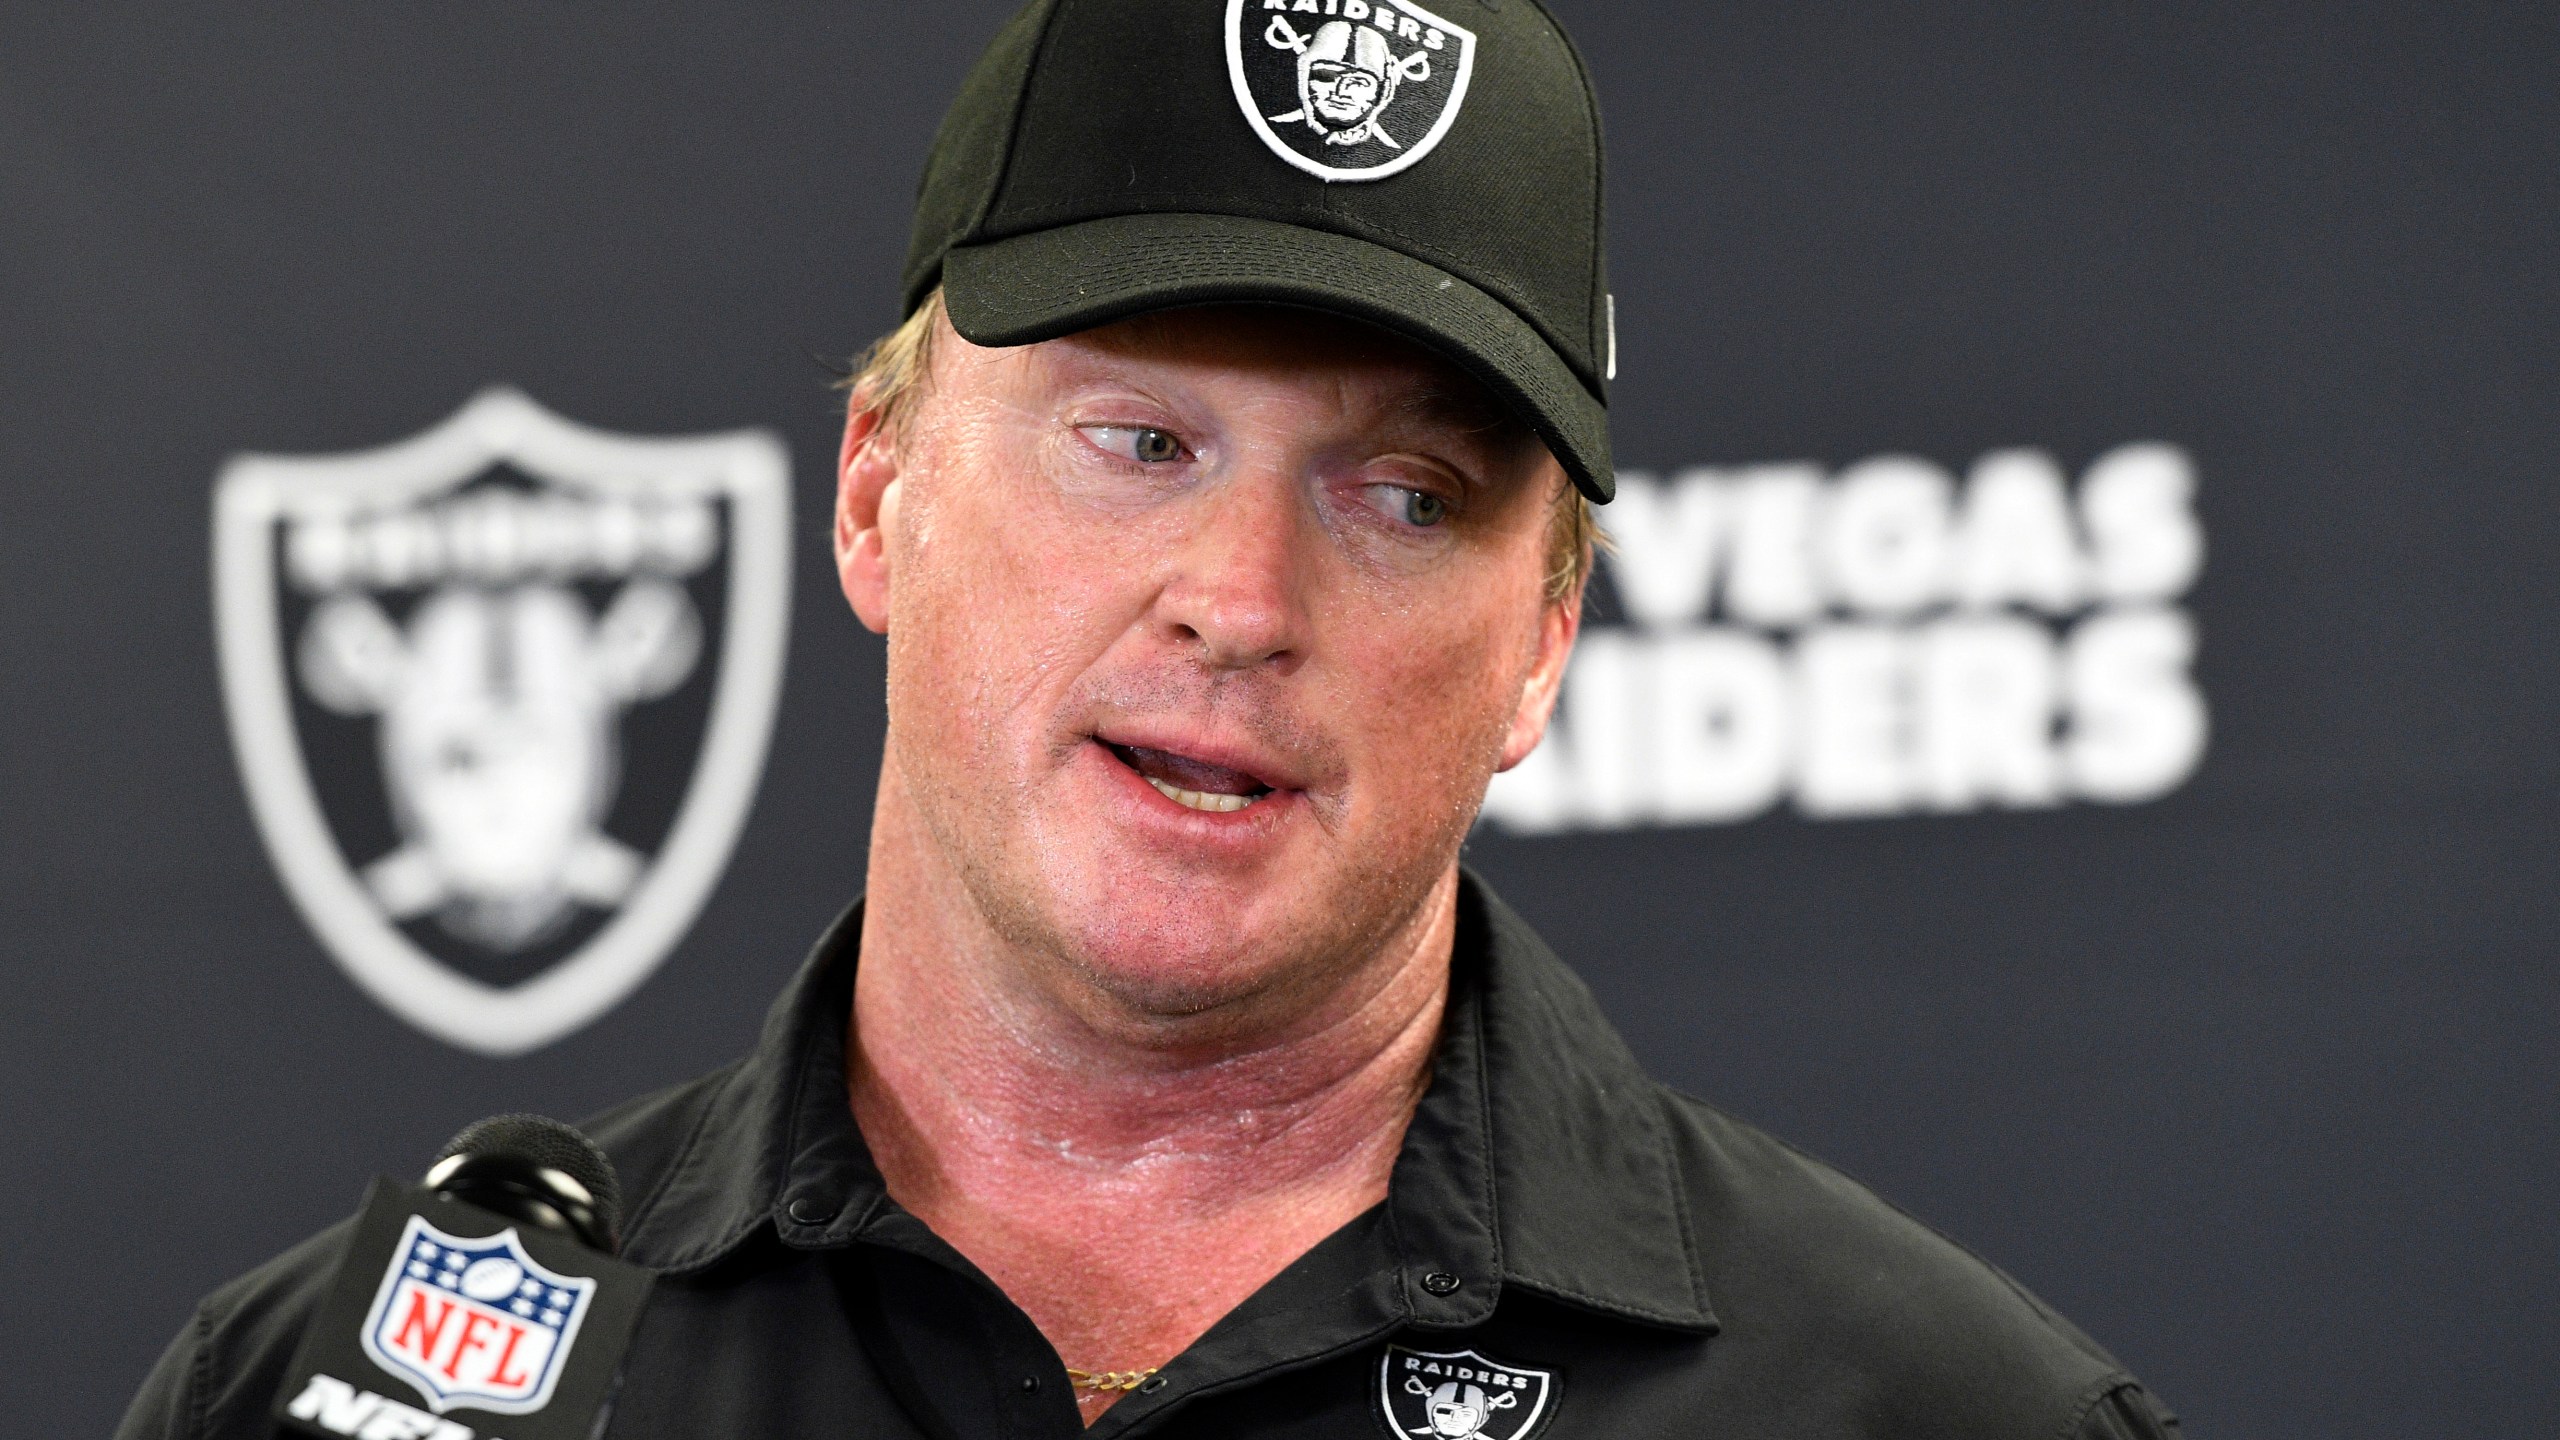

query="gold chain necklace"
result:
[1066,1368,1158,1393]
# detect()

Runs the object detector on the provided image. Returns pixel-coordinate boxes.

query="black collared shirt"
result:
[121,875,2179,1439]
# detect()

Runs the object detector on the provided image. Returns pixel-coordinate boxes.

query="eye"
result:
[1079,426,1186,464]
[1363,483,1452,529]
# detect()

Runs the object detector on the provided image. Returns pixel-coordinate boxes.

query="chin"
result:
[1014,838,1459,1031]
[1027,862,1321,1018]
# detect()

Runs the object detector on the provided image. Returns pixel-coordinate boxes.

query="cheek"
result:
[883,443,1136,751]
[1338,597,1535,816]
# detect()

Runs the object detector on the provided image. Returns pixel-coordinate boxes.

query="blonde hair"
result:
[842,290,1599,605]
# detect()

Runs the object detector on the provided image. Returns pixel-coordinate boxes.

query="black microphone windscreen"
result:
[432,1113,622,1244]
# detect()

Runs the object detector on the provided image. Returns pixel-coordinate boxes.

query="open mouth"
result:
[1102,741,1278,815]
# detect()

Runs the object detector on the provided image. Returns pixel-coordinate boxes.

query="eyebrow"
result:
[1392,379,1524,443]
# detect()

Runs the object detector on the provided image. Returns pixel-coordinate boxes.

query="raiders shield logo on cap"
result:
[1225,0,1478,182]
[213,389,790,1056]
[1377,1345,1558,1440]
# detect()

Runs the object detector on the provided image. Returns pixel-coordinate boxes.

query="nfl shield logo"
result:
[361,1215,596,1415]
[1377,1345,1557,1440]
[1225,0,1478,182]
[213,389,791,1056]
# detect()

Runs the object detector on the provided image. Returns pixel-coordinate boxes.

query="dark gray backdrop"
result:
[5,3,2553,1435]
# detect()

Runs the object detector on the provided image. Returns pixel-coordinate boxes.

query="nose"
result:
[1153,465,1312,674]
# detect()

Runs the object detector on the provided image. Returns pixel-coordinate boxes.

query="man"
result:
[123,1,2182,1436]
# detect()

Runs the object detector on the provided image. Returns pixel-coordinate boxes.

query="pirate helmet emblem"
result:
[1270,18,1430,148]
[1409,1378,1517,1438]
[213,388,791,1056]
[1223,0,1478,182]
[1376,1346,1557,1440]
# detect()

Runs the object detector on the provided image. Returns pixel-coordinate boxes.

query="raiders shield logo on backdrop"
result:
[214,389,790,1056]
[1377,1345,1557,1440]
[1226,0,1477,182]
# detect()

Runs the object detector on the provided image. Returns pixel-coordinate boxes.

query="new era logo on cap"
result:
[1225,0,1479,181]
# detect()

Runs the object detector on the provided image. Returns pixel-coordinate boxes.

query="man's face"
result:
[1308,61,1382,125]
[839,306,1577,1019]
[387,586,605,900]
[1430,1398,1485,1437]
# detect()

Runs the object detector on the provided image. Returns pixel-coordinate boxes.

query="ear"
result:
[1496,586,1582,774]
[835,388,900,635]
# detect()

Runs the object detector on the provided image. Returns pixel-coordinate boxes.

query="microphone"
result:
[424,1114,622,1255]
[272,1116,656,1440]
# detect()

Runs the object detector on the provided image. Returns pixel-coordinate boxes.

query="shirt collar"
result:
[614,900,882,1274]
[1392,873,1718,1332]
[622,873,1716,1334]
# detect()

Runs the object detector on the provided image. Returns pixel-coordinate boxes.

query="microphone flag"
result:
[273,1178,654,1440]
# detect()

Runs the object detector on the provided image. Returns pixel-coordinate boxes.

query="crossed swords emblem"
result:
[1263,13,1435,150]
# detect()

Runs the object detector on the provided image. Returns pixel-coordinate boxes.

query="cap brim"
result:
[939,212,1613,502]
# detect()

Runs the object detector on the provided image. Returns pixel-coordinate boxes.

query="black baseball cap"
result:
[902,0,1617,502]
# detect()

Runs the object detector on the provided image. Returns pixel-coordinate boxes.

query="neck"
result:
[847,771,1453,1422]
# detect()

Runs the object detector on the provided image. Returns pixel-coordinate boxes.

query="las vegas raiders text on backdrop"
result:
[1377,1346,1558,1440]
[1226,0,1477,181]
[214,389,791,1056]
[1485,443,2208,832]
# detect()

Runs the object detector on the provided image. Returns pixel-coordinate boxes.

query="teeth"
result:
[1145,775,1262,814]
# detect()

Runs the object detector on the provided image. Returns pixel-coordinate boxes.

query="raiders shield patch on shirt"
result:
[1376,1345,1557,1440]
[1225,0,1478,181]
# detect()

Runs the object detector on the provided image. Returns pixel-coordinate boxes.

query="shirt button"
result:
[1421,1271,1463,1296]
[1020,1376,1041,1394]
[1138,1376,1169,1395]
[785,1196,838,1226]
